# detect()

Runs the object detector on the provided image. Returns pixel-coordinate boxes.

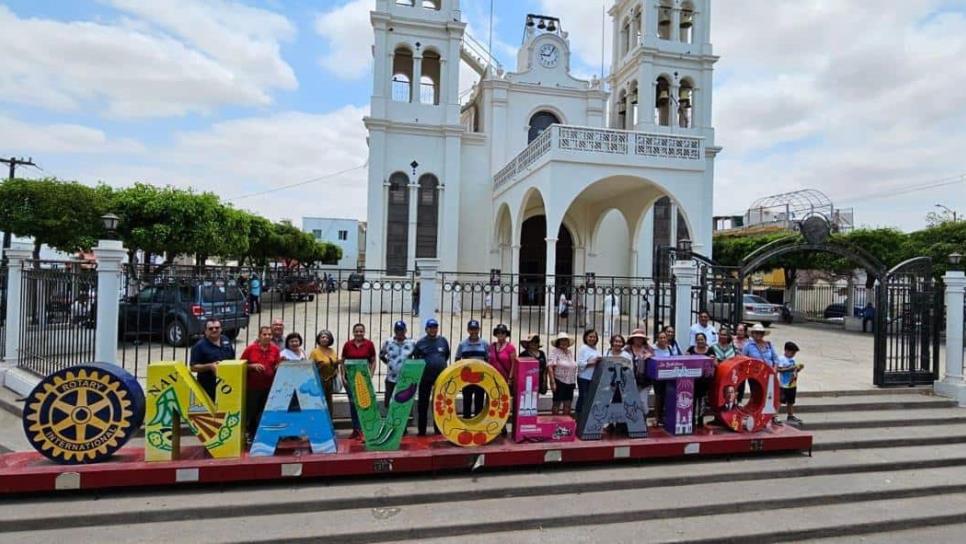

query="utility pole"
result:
[0,156,37,255]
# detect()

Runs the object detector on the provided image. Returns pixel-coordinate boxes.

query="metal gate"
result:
[874,257,942,386]
[652,245,742,337]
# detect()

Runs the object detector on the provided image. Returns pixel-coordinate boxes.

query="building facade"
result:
[302,217,362,269]
[364,0,719,281]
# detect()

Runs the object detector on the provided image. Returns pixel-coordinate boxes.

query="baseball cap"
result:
[467,319,481,329]
[426,318,439,328]
[394,320,407,331]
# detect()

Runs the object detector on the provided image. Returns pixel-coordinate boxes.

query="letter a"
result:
[250,361,337,456]
[576,356,647,440]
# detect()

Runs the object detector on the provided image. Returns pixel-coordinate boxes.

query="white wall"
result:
[302,218,360,269]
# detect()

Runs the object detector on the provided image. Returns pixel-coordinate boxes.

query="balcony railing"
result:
[493,124,704,191]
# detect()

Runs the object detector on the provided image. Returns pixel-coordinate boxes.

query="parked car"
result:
[710,294,781,327]
[347,272,365,291]
[119,282,249,346]
[823,303,864,320]
[274,273,321,301]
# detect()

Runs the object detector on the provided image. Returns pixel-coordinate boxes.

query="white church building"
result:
[364,0,719,286]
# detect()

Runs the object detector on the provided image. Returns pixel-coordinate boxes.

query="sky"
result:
[1,0,965,232]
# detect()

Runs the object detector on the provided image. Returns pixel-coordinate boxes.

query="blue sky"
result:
[1,0,964,231]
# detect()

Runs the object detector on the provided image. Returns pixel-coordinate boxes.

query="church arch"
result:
[527,110,561,143]
[386,172,411,275]
[392,46,414,103]
[658,1,673,40]
[680,2,695,43]
[678,78,694,128]
[421,0,441,9]
[655,76,671,126]
[420,50,441,105]
[416,174,439,258]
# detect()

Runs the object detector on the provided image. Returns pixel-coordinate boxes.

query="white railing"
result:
[493,125,703,190]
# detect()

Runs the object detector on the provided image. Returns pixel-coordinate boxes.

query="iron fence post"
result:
[93,239,126,364]
[2,243,31,362]
[935,270,966,404]
[672,259,698,339]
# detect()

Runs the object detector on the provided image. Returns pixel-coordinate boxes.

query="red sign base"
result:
[0,424,812,494]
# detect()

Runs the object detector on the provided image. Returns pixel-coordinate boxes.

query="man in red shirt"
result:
[241,325,281,440]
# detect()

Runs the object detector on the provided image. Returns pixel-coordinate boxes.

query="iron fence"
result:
[110,266,658,390]
[17,260,97,376]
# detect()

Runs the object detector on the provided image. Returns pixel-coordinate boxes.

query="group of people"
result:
[187,308,805,445]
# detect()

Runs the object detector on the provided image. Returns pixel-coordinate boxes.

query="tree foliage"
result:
[0,178,342,267]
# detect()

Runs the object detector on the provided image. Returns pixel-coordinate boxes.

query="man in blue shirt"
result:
[455,319,489,418]
[248,274,262,314]
[189,319,236,399]
[413,318,450,436]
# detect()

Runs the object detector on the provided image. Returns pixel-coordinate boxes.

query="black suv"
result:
[119,282,250,346]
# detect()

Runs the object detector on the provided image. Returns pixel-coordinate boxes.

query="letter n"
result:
[145,360,246,461]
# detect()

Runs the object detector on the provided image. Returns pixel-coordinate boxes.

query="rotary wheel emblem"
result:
[22,364,144,464]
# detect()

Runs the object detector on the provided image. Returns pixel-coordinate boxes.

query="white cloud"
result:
[71,106,371,223]
[539,0,612,72]
[315,0,375,80]
[0,3,296,118]
[0,114,144,154]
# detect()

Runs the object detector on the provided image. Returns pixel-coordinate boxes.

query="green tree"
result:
[0,178,107,259]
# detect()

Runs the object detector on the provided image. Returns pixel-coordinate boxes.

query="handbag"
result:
[332,373,344,394]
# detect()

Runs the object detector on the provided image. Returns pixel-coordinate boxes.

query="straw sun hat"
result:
[749,323,770,335]
[552,332,573,347]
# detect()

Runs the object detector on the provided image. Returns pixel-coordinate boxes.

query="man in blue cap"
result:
[379,320,417,409]
[413,318,450,436]
[454,319,489,418]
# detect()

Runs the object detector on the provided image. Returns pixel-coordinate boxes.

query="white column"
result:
[94,239,126,364]
[545,237,557,333]
[670,6,681,42]
[670,202,679,247]
[672,259,698,339]
[3,244,32,362]
[416,258,440,329]
[669,83,680,128]
[407,181,418,273]
[412,55,423,104]
[510,244,521,321]
[935,270,966,405]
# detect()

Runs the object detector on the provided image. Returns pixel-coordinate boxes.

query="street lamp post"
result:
[936,204,958,222]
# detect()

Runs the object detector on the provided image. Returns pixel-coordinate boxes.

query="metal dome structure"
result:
[745,189,853,232]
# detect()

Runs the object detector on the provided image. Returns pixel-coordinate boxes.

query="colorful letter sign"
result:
[645,355,714,435]
[711,356,779,433]
[145,360,246,461]
[434,360,511,447]
[576,356,647,440]
[23,363,145,464]
[345,358,425,451]
[250,361,336,456]
[513,357,575,443]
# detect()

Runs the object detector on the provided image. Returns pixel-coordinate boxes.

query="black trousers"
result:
[463,385,486,419]
[246,388,269,436]
[417,368,443,435]
[862,317,874,333]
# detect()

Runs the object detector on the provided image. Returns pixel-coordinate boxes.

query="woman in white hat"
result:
[742,323,779,367]
[548,332,578,416]
[625,328,654,413]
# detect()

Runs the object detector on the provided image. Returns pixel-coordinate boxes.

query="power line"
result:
[226,162,368,202]
[835,172,966,204]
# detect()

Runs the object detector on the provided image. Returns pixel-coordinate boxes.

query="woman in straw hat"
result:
[742,323,779,368]
[625,328,653,400]
[548,332,578,416]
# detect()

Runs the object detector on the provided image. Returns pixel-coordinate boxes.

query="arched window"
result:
[392,47,414,102]
[386,173,410,275]
[629,83,639,128]
[616,89,627,129]
[395,0,415,6]
[416,174,439,258]
[420,51,441,105]
[633,9,642,46]
[528,110,560,143]
[678,80,694,128]
[655,77,671,126]
[623,18,632,56]
[422,0,440,9]
[658,1,672,40]
[680,3,695,44]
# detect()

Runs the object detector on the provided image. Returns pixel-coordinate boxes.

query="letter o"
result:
[711,356,779,433]
[434,360,511,447]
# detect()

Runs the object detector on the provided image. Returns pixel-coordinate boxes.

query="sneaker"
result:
[788,415,802,424]
[772,417,783,425]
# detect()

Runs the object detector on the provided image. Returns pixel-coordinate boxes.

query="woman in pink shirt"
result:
[488,324,518,386]
[548,332,578,415]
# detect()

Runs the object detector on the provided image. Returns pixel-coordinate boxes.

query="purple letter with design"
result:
[645,356,714,435]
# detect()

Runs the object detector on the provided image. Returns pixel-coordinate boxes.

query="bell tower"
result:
[365,0,466,273]
[607,0,714,136]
